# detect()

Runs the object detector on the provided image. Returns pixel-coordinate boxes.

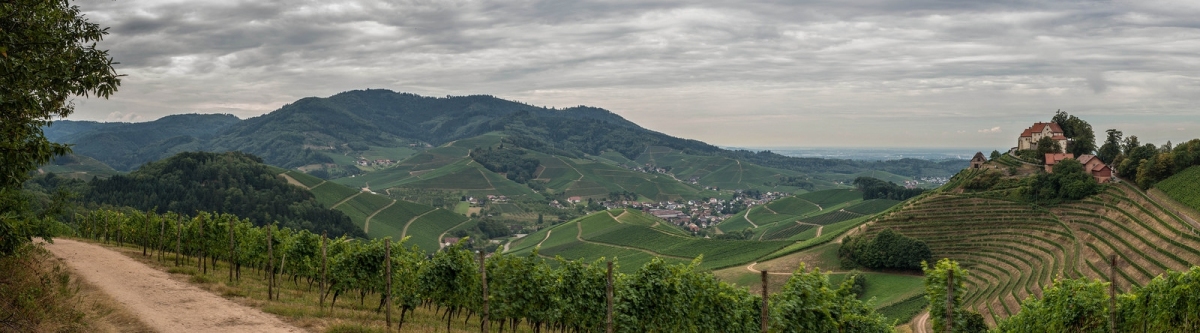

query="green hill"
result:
[717,189,885,243]
[1156,165,1200,213]
[37,154,120,180]
[44,114,241,170]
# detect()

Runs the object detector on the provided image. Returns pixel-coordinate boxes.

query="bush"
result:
[839,228,931,271]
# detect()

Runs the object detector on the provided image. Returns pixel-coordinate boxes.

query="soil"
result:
[43,238,303,333]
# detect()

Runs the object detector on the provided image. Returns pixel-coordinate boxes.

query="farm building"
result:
[970,152,987,169]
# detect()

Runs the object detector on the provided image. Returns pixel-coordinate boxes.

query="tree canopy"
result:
[1,0,121,254]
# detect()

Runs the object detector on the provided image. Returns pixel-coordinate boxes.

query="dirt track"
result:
[43,238,303,333]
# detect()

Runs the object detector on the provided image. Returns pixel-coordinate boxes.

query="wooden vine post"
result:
[606,260,613,333]
[945,269,955,333]
[229,219,236,283]
[320,231,328,311]
[199,216,206,274]
[761,270,768,333]
[479,251,488,333]
[158,216,166,261]
[385,238,392,331]
[175,216,182,266]
[267,225,274,301]
[1109,255,1117,333]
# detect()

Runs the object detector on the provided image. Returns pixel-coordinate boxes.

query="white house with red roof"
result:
[1018,122,1068,151]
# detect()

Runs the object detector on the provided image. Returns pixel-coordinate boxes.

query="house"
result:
[567,196,582,204]
[970,152,987,169]
[1018,122,1068,151]
[1076,155,1113,183]
[1044,153,1075,172]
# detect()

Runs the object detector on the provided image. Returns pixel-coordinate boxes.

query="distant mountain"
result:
[46,114,241,170]
[46,90,963,184]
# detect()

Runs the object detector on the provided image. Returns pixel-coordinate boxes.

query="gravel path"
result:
[44,238,303,333]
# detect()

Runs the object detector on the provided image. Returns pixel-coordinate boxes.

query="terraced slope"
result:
[858,179,1200,326]
[718,189,888,243]
[299,171,470,253]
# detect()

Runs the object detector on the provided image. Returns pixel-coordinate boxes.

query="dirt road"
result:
[44,238,303,333]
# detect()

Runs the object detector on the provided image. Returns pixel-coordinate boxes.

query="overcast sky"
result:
[71,0,1200,149]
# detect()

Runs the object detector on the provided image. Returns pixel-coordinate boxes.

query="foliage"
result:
[1115,266,1200,332]
[1035,136,1063,163]
[922,258,986,333]
[1021,158,1101,203]
[962,170,1002,191]
[769,265,892,333]
[85,151,363,237]
[1098,129,1123,164]
[1054,110,1097,156]
[996,277,1109,333]
[1157,166,1200,212]
[990,150,1002,160]
[853,177,925,201]
[469,147,540,183]
[839,228,931,271]
[1,0,121,254]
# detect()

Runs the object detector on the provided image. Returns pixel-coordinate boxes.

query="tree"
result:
[923,258,986,333]
[1052,110,1096,156]
[1035,136,1062,163]
[989,150,1001,160]
[997,278,1109,333]
[1,0,121,254]
[1097,129,1123,164]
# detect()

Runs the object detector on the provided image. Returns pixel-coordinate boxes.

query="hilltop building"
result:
[970,152,987,169]
[1018,122,1068,151]
[1044,153,1113,183]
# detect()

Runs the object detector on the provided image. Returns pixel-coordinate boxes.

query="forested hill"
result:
[46,89,963,178]
[84,151,364,238]
[44,113,241,170]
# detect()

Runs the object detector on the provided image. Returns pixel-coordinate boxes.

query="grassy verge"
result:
[1,242,153,333]
[83,238,533,333]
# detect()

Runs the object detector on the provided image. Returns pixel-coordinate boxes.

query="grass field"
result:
[796,189,863,207]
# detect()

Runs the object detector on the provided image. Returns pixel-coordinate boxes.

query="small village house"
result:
[970,152,987,169]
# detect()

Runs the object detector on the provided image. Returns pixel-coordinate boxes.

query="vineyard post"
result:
[320,231,328,311]
[142,215,148,256]
[479,251,488,333]
[945,269,954,333]
[760,270,768,333]
[158,216,166,262]
[606,260,613,333]
[104,214,109,244]
[267,225,274,301]
[175,216,181,266]
[200,216,206,274]
[385,238,392,331]
[229,219,235,283]
[1109,255,1117,333]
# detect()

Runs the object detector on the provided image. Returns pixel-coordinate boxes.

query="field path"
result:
[536,230,553,248]
[400,209,437,238]
[744,262,803,275]
[556,156,586,181]
[437,217,475,249]
[913,311,931,333]
[43,238,302,333]
[363,199,397,233]
[743,209,759,228]
[330,192,362,209]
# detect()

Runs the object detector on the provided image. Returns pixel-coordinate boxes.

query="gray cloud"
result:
[72,0,1200,148]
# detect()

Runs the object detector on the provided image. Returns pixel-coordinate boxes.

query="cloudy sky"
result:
[72,0,1200,149]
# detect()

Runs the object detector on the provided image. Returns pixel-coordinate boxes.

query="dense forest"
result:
[469,147,541,183]
[82,151,363,237]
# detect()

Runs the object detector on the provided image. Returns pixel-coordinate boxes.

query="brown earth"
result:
[43,238,303,333]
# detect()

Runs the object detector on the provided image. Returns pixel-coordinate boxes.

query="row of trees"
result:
[853,177,926,201]
[469,147,541,184]
[1100,130,1200,189]
[71,207,896,332]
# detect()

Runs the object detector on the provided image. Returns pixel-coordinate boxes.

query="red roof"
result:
[1045,153,1075,166]
[1020,122,1065,138]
